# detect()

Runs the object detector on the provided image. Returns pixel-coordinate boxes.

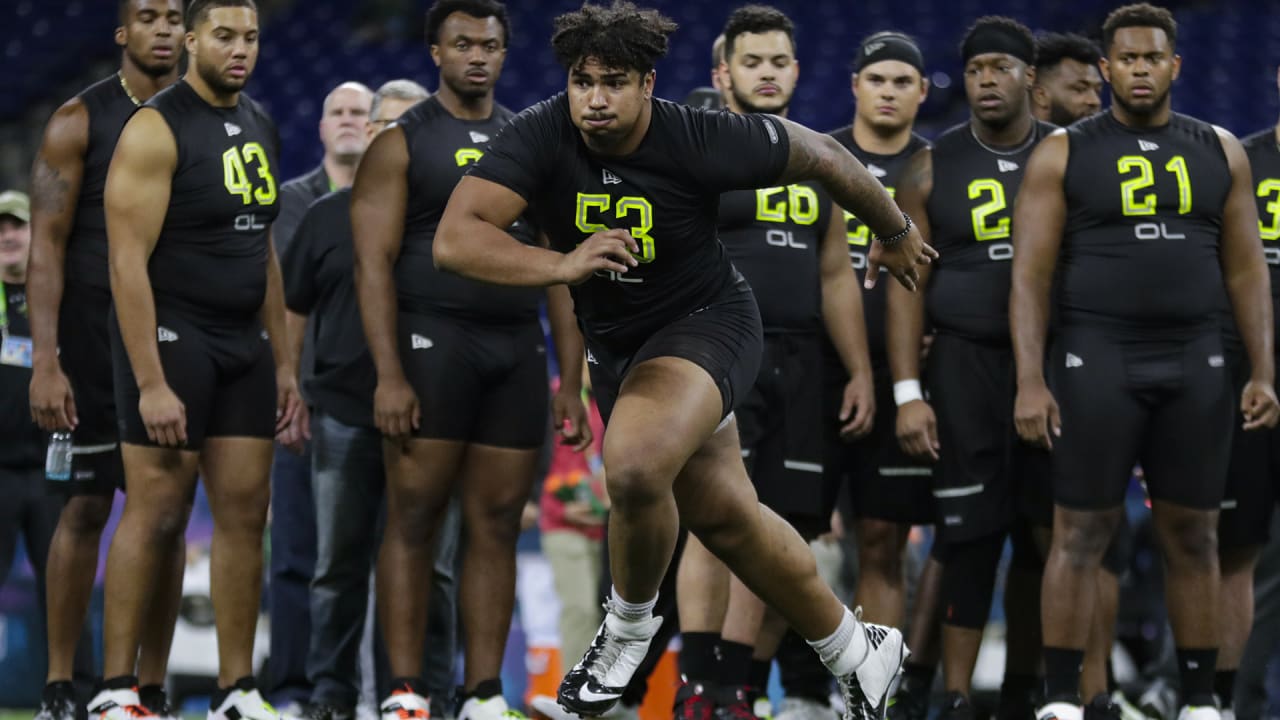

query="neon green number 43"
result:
[575,192,656,262]
[223,142,278,205]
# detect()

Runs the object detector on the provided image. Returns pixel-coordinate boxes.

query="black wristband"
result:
[876,212,913,248]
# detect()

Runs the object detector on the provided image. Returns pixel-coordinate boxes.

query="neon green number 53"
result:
[575,192,656,263]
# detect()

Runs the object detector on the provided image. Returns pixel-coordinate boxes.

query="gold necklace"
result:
[118,72,141,106]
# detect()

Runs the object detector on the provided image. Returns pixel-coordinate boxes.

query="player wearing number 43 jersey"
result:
[889,16,1055,718]
[92,3,306,720]
[435,2,936,719]
[1011,5,1280,720]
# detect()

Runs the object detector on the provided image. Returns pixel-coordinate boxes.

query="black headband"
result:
[962,24,1034,65]
[855,33,925,75]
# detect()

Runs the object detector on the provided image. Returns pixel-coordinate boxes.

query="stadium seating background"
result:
[2,0,1278,189]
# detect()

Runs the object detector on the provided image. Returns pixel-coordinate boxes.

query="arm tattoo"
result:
[31,157,70,215]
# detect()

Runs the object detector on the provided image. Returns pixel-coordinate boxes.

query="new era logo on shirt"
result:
[157,326,179,343]
[602,169,622,185]
[867,163,887,178]
[469,131,490,143]
[1065,352,1084,368]
[1139,139,1160,152]
[411,334,434,350]
[224,122,242,137]
[997,159,1019,173]
[1209,354,1225,368]
[586,349,599,365]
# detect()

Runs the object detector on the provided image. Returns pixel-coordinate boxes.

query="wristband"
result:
[876,212,913,248]
[893,379,923,407]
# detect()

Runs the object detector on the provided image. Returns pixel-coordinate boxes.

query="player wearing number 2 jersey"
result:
[889,17,1054,718]
[350,4,590,720]
[436,3,936,719]
[91,3,304,720]
[1011,5,1279,720]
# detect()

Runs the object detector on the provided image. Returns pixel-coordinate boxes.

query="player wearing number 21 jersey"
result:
[1011,5,1279,719]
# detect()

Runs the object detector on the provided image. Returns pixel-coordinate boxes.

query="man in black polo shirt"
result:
[281,79,431,720]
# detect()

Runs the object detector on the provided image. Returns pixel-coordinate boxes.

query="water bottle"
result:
[45,432,73,482]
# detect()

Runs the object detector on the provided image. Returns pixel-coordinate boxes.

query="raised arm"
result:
[819,201,874,439]
[885,147,938,460]
[776,118,936,290]
[1217,127,1280,430]
[435,175,639,286]
[1010,131,1069,448]
[105,108,184,447]
[27,98,89,431]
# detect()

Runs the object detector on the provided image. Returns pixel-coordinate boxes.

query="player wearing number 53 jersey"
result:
[436,3,936,718]
[889,17,1054,715]
[93,3,304,720]
[1011,5,1280,719]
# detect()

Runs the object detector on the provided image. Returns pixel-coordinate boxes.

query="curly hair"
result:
[426,0,510,46]
[1102,3,1177,52]
[551,1,679,74]
[1034,32,1101,73]
[721,5,795,62]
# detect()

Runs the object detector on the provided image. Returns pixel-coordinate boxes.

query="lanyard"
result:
[0,282,7,334]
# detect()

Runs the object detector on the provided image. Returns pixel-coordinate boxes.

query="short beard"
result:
[1113,85,1170,120]
[197,60,246,95]
[444,75,492,101]
[730,85,790,115]
[1048,100,1083,127]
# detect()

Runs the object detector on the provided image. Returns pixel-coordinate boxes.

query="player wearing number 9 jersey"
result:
[94,2,304,719]
[888,17,1054,716]
[436,3,936,718]
[1011,5,1280,719]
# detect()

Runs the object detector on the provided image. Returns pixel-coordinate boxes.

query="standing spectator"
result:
[267,80,373,713]
[279,79,429,720]
[0,191,84,703]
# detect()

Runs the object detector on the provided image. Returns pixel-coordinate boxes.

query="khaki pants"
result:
[543,529,604,674]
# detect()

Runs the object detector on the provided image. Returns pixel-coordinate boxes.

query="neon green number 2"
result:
[969,178,1010,241]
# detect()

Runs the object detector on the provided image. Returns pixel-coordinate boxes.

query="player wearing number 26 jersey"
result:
[1011,5,1279,719]
[436,4,935,719]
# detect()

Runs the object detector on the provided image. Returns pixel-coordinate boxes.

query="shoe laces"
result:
[583,625,627,681]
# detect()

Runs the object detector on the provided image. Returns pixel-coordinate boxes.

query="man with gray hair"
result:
[280,80,447,720]
[267,78,374,711]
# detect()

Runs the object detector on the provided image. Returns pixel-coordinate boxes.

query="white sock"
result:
[608,586,657,625]
[808,607,867,677]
